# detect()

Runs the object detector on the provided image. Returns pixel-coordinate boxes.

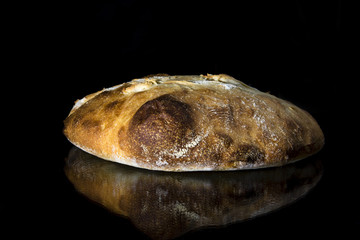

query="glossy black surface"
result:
[64,147,323,239]
[6,0,358,238]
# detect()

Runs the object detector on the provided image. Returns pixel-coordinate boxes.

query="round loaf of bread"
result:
[63,74,324,171]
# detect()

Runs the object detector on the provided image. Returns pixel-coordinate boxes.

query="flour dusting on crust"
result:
[64,74,324,172]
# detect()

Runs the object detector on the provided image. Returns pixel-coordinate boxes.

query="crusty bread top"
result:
[64,74,324,171]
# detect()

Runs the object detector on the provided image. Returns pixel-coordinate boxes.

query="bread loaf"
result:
[63,74,324,171]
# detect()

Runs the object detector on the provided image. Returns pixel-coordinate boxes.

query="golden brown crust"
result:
[63,74,324,171]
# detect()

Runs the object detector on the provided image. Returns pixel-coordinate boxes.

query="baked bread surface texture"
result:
[63,74,324,171]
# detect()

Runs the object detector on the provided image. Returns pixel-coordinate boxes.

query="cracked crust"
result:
[63,74,324,171]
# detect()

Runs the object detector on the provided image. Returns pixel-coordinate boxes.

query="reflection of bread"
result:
[63,74,324,171]
[65,147,323,240]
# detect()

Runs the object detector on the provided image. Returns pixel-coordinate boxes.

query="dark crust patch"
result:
[215,132,234,149]
[286,142,319,160]
[229,144,265,164]
[127,94,194,157]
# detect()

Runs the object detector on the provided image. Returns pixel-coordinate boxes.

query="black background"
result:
[5,0,358,238]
